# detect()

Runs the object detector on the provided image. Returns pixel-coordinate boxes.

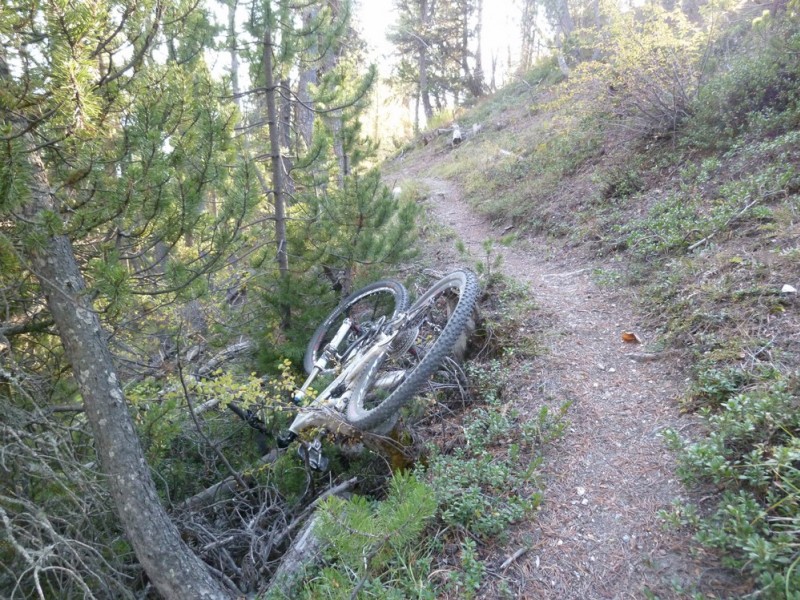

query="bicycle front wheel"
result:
[346,269,479,431]
[304,280,410,375]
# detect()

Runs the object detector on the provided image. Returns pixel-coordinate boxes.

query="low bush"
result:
[664,372,800,598]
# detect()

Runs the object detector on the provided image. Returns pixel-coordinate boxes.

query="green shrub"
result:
[665,373,800,598]
[686,27,800,150]
[419,393,569,539]
[425,448,540,539]
[266,472,439,599]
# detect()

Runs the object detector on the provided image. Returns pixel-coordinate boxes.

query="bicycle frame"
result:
[286,314,404,436]
[271,269,478,471]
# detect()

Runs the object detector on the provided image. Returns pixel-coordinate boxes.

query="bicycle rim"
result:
[304,280,409,375]
[346,269,479,431]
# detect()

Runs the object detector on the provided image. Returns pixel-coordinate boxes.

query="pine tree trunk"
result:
[460,0,470,92]
[323,0,347,187]
[297,7,319,149]
[520,0,537,72]
[473,0,484,95]
[19,138,230,599]
[557,0,574,77]
[263,8,291,330]
[279,76,295,195]
[229,0,272,198]
[419,0,434,120]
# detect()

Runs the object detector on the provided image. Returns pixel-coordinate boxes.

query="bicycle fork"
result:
[277,320,397,462]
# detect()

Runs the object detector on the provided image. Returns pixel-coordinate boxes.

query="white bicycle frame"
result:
[286,314,405,436]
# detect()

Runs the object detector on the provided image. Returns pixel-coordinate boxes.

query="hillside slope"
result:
[382,12,799,598]
[384,162,750,599]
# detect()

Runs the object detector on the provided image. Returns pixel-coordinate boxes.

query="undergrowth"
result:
[630,17,800,599]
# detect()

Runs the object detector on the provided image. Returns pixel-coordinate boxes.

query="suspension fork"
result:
[292,317,354,406]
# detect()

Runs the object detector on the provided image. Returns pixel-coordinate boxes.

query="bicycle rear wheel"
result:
[304,280,410,375]
[346,269,479,431]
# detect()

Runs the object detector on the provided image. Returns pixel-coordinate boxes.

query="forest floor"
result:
[388,161,750,598]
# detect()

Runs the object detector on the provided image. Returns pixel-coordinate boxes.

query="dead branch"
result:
[196,339,255,378]
[179,450,279,511]
[500,547,529,570]
[264,478,357,597]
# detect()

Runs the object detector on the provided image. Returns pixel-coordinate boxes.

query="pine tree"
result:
[389,0,485,126]
[1,1,255,596]
[226,1,417,354]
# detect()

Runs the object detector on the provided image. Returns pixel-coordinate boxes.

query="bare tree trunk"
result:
[279,76,295,196]
[520,0,538,72]
[19,140,231,599]
[555,37,570,77]
[414,91,421,134]
[323,1,348,187]
[460,0,470,90]
[297,6,319,149]
[263,8,291,330]
[419,0,434,121]
[556,0,574,77]
[473,0,484,95]
[229,0,272,198]
[490,50,498,92]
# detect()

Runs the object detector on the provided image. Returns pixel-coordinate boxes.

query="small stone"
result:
[608,367,616,373]
[581,498,589,505]
[781,284,797,294]
[598,364,605,371]
[577,487,586,496]
[623,535,630,542]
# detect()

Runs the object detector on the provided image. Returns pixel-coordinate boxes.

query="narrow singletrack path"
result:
[415,176,743,599]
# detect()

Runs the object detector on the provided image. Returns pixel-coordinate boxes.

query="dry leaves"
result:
[621,331,642,344]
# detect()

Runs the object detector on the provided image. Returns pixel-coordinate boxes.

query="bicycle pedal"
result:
[298,438,329,471]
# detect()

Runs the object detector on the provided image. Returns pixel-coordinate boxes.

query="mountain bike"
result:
[273,269,479,469]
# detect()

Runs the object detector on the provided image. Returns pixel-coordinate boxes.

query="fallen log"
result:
[195,339,255,378]
[264,477,358,596]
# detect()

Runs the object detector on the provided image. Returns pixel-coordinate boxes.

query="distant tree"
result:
[520,0,542,72]
[389,0,484,127]
[390,0,436,124]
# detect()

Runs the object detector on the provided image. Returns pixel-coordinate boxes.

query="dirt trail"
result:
[415,177,742,599]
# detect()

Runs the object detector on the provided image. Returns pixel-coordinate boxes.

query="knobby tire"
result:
[346,269,479,431]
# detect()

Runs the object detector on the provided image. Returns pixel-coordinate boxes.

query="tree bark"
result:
[19,142,230,599]
[323,0,348,187]
[473,0,485,96]
[278,76,296,195]
[263,7,291,330]
[296,6,319,149]
[418,0,434,121]
[229,0,272,199]
[556,0,574,77]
